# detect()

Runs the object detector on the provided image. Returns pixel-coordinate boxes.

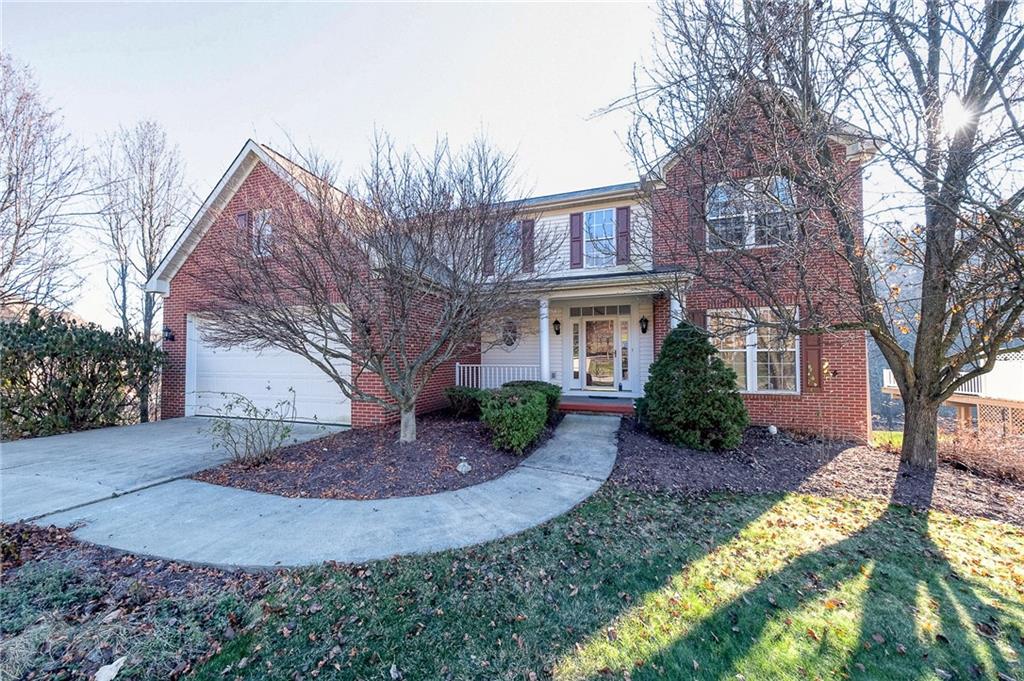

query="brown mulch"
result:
[613,418,1024,527]
[191,412,560,500]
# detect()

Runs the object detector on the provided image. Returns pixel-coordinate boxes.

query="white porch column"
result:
[669,296,683,328]
[539,297,550,383]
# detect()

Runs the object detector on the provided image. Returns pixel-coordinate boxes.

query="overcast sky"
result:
[5,1,656,326]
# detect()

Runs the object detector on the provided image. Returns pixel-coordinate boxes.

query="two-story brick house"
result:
[147,135,871,441]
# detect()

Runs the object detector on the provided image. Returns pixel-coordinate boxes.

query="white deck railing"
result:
[455,363,540,389]
[883,368,985,396]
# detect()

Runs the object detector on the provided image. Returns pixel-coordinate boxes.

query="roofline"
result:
[520,182,641,211]
[145,139,316,295]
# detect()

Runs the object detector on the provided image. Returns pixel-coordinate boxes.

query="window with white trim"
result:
[251,209,274,257]
[706,176,795,250]
[584,208,616,267]
[708,308,799,393]
[495,221,520,272]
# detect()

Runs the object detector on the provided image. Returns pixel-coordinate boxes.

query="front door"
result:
[585,319,615,390]
[569,305,632,392]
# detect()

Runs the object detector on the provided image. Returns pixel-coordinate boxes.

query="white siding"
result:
[637,297,655,390]
[481,295,655,397]
[532,202,653,280]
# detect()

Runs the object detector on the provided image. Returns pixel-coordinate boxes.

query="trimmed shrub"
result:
[503,380,561,419]
[636,320,749,451]
[0,309,165,439]
[481,387,548,454]
[445,386,489,419]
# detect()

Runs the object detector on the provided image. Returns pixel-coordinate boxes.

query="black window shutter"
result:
[569,213,583,268]
[615,206,631,265]
[521,219,535,273]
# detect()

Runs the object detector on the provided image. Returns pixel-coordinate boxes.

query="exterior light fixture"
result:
[162,326,175,342]
[639,316,649,334]
[552,319,561,335]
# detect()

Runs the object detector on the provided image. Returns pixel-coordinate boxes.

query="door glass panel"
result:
[620,319,629,384]
[572,322,581,384]
[585,319,615,390]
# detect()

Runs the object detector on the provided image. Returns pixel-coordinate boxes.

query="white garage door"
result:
[185,316,351,425]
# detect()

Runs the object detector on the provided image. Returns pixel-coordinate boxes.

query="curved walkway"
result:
[41,414,620,568]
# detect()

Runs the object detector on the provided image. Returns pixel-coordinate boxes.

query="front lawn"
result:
[872,430,904,449]
[188,489,1024,681]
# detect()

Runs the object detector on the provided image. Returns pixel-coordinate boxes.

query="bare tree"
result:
[93,121,190,420]
[196,136,559,442]
[0,53,86,311]
[626,0,1024,469]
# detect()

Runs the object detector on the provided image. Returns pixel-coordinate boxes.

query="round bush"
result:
[445,386,488,418]
[635,321,748,451]
[502,380,561,419]
[480,387,548,454]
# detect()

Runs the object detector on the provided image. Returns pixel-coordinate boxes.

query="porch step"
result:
[558,396,635,416]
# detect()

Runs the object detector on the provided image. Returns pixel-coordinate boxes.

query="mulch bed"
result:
[192,412,560,501]
[613,418,1024,527]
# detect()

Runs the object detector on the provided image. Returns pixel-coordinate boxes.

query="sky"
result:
[4,1,656,327]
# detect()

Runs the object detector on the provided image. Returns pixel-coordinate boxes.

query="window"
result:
[584,209,616,267]
[495,222,520,272]
[251,209,274,257]
[500,319,520,351]
[708,308,799,393]
[706,176,795,250]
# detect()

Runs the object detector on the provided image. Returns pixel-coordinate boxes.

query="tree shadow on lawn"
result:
[559,462,1024,680]
[189,446,848,680]
[189,444,1022,681]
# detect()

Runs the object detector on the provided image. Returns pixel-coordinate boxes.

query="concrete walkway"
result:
[1,418,338,522]
[38,414,620,568]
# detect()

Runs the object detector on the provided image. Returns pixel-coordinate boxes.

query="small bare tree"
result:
[0,53,86,311]
[93,120,190,421]
[196,136,559,443]
[627,0,1024,468]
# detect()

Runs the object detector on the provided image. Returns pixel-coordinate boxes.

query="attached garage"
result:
[185,315,351,425]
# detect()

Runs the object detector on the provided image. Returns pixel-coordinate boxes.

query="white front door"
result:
[568,305,632,393]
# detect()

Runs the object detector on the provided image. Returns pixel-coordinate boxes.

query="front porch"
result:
[458,274,681,402]
[456,276,679,403]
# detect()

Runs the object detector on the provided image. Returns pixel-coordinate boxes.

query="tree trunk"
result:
[399,404,417,443]
[900,395,939,469]
[139,382,151,423]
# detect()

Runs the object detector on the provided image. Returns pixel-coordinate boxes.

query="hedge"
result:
[480,387,548,454]
[445,386,489,418]
[0,309,165,439]
[502,380,561,420]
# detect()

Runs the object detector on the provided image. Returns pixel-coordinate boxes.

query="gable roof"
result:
[145,139,339,295]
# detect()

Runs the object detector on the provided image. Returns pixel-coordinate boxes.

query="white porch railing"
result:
[456,363,540,389]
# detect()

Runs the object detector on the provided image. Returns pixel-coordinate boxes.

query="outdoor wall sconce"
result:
[552,319,561,335]
[162,326,175,342]
[639,316,649,334]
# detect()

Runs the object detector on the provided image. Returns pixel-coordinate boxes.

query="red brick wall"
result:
[647,110,871,442]
[159,159,467,427]
[160,161,294,419]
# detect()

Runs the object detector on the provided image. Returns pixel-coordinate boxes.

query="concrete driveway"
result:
[0,418,336,522]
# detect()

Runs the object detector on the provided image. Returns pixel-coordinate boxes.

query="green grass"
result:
[192,489,1024,681]
[872,430,904,449]
[0,560,259,679]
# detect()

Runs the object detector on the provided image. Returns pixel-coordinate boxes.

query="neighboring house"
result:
[882,353,1024,436]
[147,133,873,441]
